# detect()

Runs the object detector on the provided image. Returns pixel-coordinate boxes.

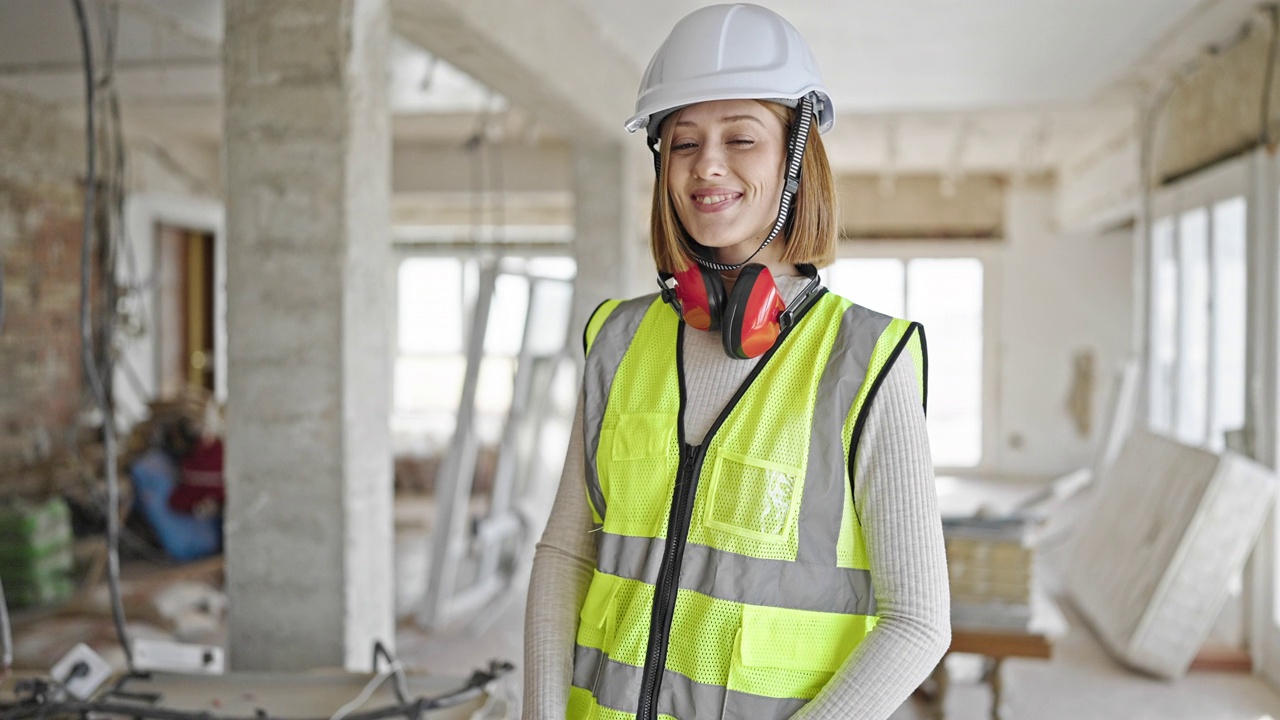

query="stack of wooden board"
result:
[1067,430,1277,679]
[0,496,74,608]
[945,515,1037,630]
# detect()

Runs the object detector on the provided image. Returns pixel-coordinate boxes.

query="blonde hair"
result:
[649,100,838,273]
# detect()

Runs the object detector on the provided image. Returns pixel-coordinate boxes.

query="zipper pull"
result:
[681,444,699,476]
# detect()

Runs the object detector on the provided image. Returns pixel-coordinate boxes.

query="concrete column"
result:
[223,0,393,671]
[572,141,646,348]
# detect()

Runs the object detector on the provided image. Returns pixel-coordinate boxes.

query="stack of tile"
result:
[0,497,74,608]
[944,515,1036,630]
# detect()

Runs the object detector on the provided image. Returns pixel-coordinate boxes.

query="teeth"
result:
[696,194,734,205]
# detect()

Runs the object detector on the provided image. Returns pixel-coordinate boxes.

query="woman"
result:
[524,5,950,719]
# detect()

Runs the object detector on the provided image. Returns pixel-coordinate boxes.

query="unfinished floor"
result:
[395,487,1280,720]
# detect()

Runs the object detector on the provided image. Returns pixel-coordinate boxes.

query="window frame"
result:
[1148,157,1251,450]
[1145,150,1280,686]
[390,242,577,447]
[832,240,1001,475]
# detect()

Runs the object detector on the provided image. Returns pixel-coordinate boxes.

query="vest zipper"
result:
[638,441,702,720]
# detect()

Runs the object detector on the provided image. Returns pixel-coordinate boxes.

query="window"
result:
[1211,197,1247,451]
[393,255,575,452]
[823,257,984,467]
[1147,195,1247,451]
[1148,217,1177,434]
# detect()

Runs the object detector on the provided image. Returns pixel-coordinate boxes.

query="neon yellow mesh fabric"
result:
[577,572,654,668]
[598,301,681,538]
[665,589,743,686]
[567,685,599,720]
[685,294,846,561]
[836,490,870,569]
[905,326,926,401]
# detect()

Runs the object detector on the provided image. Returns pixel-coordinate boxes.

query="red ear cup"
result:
[722,264,787,359]
[673,262,725,331]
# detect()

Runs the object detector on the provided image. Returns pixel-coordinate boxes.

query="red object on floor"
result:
[169,438,225,516]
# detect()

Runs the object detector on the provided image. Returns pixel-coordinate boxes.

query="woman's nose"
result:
[693,146,727,179]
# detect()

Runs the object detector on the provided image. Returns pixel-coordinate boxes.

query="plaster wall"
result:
[992,181,1134,477]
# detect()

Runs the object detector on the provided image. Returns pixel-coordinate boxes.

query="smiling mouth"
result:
[694,193,741,205]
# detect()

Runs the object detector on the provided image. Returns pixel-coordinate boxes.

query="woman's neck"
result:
[710,236,797,281]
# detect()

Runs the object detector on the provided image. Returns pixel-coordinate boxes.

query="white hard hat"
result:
[626,3,834,137]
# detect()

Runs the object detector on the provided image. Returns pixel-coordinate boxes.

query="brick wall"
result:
[0,89,91,487]
[0,183,85,467]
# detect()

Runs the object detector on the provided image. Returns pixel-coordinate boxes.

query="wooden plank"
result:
[949,628,1052,659]
[1188,646,1252,673]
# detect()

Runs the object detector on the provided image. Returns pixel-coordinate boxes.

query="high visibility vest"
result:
[573,289,927,720]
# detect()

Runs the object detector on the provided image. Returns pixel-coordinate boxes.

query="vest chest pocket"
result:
[600,413,678,537]
[703,451,803,544]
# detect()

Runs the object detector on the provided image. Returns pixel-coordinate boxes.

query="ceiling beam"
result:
[391,0,639,143]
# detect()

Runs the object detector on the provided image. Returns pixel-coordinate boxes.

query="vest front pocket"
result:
[601,413,678,537]
[724,604,869,708]
[577,572,619,653]
[703,451,802,544]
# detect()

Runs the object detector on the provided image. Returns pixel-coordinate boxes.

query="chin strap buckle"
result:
[657,274,680,312]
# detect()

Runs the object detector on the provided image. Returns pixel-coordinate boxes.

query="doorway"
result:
[155,223,216,398]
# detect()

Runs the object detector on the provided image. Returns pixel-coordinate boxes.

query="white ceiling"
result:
[0,0,1261,175]
[590,0,1208,113]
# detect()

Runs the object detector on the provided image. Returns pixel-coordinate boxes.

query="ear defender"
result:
[721,264,787,359]
[671,262,725,331]
[658,263,821,359]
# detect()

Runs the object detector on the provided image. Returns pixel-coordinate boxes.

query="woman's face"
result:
[667,99,787,267]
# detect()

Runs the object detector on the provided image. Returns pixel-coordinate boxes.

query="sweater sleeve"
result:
[522,391,598,720]
[790,353,952,720]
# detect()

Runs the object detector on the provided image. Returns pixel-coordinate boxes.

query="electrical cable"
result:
[69,0,134,671]
[0,661,514,720]
[329,665,398,720]
[371,641,410,706]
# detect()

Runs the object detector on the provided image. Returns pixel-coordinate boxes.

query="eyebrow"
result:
[674,114,767,128]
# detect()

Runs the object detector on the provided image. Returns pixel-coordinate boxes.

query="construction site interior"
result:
[4,1,1280,718]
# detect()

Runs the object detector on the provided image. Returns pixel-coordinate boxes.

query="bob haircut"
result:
[649,100,839,274]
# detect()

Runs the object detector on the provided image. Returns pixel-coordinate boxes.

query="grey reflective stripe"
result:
[573,645,809,720]
[796,303,893,568]
[597,532,876,616]
[583,295,661,521]
[572,645,643,709]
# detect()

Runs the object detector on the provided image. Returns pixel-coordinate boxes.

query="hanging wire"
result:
[69,0,133,671]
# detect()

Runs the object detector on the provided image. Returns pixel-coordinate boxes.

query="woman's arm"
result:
[522,393,599,720]
[791,354,952,720]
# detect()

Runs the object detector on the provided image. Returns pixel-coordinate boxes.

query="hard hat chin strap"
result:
[648,95,816,273]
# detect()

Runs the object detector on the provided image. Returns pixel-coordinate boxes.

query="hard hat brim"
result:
[626,87,834,137]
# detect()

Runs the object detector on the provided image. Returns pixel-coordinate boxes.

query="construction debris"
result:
[1067,430,1278,679]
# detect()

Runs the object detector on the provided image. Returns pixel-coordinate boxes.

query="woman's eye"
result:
[728,138,755,147]
[671,141,698,152]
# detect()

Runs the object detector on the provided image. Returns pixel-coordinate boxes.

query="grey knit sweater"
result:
[523,276,951,719]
